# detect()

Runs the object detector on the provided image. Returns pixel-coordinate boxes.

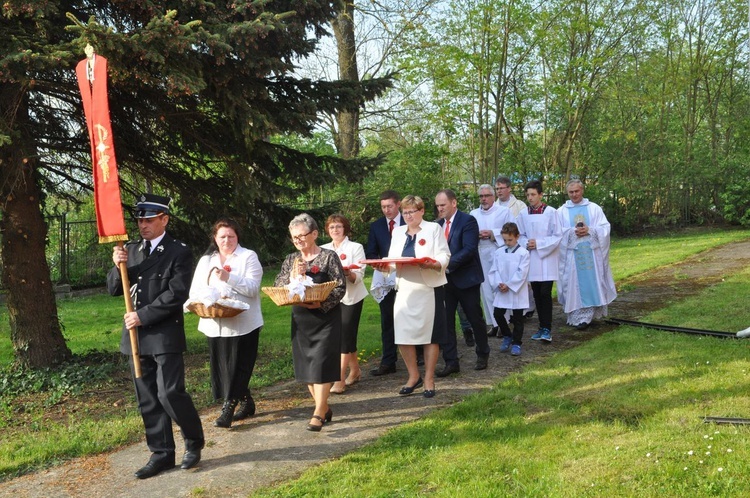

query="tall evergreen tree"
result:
[0,0,391,367]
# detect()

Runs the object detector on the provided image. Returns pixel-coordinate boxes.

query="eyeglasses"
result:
[328,224,344,230]
[402,209,422,217]
[291,231,313,242]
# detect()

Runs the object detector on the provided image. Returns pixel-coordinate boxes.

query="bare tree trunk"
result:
[0,85,71,368]
[331,0,360,159]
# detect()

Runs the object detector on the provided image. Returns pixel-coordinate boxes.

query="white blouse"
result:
[188,245,264,337]
[321,237,368,305]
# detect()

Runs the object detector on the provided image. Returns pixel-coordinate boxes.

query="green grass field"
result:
[0,271,386,381]
[1,226,750,489]
[254,237,750,497]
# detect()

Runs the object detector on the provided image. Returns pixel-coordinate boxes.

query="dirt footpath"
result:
[2,239,749,498]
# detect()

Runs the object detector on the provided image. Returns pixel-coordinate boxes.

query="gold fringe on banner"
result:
[99,234,129,244]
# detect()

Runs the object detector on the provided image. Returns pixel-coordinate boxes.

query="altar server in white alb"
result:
[488,222,530,356]
[517,180,561,343]
[494,175,526,218]
[470,184,512,337]
[556,179,617,329]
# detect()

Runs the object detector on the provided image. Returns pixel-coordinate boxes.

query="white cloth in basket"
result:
[183,287,249,312]
[286,274,315,300]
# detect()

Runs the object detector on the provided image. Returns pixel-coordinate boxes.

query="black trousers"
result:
[442,282,490,366]
[208,328,261,401]
[130,353,204,456]
[378,289,398,367]
[493,307,525,345]
[530,281,554,330]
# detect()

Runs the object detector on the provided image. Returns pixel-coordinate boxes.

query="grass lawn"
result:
[254,248,750,497]
[608,226,750,282]
[0,226,749,484]
[0,270,386,479]
[0,271,387,383]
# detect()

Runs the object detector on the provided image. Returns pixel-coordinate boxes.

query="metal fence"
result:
[0,215,136,290]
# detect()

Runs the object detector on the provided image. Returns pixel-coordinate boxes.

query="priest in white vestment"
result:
[557,179,617,329]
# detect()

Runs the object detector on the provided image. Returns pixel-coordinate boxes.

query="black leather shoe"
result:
[181,449,201,470]
[575,322,590,330]
[436,364,460,378]
[307,415,324,432]
[487,327,498,337]
[370,363,397,376]
[474,355,488,371]
[398,377,423,396]
[135,456,175,479]
[463,330,475,347]
[423,389,436,398]
[525,310,535,318]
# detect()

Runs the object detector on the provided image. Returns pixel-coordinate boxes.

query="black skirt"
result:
[340,300,364,353]
[291,305,342,383]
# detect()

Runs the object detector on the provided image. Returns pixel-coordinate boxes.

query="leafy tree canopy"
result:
[2,0,392,256]
[0,0,391,367]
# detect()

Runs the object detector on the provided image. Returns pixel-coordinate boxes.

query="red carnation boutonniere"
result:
[339,253,347,261]
[223,265,232,272]
[418,239,426,246]
[311,265,320,274]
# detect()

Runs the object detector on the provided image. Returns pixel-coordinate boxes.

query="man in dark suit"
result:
[366,190,404,376]
[107,194,204,479]
[435,189,491,375]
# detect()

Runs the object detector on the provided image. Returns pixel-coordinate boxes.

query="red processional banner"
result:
[75,54,128,244]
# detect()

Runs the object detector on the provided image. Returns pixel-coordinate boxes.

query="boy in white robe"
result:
[470,184,512,337]
[517,180,561,342]
[488,223,530,356]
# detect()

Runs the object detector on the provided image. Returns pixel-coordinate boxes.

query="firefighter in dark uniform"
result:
[107,193,204,479]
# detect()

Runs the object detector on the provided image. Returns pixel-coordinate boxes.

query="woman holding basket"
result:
[188,218,263,428]
[274,213,346,431]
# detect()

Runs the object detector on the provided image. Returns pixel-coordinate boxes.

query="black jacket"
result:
[107,233,192,355]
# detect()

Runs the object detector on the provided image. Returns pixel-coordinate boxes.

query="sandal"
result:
[345,372,361,386]
[307,415,325,432]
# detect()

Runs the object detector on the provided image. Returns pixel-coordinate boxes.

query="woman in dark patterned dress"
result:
[275,213,346,431]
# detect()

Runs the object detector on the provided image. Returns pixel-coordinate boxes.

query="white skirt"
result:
[394,265,435,345]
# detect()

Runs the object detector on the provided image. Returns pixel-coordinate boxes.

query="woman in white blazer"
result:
[374,195,450,398]
[321,214,368,394]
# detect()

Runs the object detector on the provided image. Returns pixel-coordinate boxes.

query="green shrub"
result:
[721,181,750,226]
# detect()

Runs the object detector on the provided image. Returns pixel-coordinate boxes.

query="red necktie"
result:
[444,219,451,239]
[389,218,395,236]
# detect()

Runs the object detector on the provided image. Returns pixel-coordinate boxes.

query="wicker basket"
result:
[186,301,245,318]
[262,281,338,307]
[186,266,247,318]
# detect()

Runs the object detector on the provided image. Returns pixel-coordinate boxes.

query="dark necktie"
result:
[389,219,395,236]
[144,240,152,257]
